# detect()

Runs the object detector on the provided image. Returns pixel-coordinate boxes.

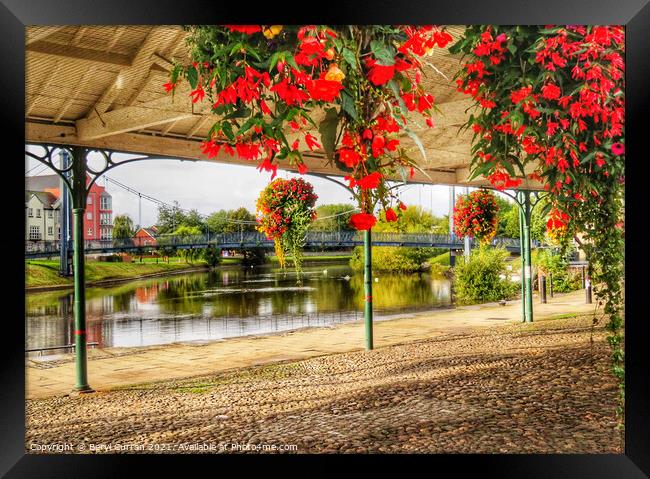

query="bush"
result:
[349,246,439,273]
[453,246,518,304]
[534,248,581,293]
[203,247,221,268]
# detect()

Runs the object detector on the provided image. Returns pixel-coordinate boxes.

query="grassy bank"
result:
[25,259,206,289]
[26,254,352,289]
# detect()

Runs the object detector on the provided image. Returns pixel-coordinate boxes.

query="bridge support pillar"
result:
[71,146,93,393]
[59,150,72,277]
[364,229,373,351]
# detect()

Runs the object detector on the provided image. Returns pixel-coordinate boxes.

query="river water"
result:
[26,262,452,351]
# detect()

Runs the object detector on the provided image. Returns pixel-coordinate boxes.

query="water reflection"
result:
[26,263,452,350]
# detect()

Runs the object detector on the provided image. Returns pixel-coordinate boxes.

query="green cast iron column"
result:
[71,147,93,392]
[522,191,534,323]
[518,191,526,322]
[364,228,373,350]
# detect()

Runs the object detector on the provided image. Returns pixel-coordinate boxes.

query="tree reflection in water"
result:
[26,263,452,350]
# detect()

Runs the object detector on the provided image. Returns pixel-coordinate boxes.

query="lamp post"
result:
[364,228,373,351]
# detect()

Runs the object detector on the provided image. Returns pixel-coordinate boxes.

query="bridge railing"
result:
[25,232,537,256]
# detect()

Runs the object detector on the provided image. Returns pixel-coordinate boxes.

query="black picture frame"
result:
[2,0,648,476]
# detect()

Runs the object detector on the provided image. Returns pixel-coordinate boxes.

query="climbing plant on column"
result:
[453,189,500,244]
[166,25,452,228]
[256,177,317,279]
[450,25,625,425]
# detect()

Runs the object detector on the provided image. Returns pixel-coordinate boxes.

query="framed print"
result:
[1,0,648,476]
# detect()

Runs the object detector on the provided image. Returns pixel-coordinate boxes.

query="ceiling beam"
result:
[75,103,195,141]
[26,40,133,67]
[27,122,463,185]
[76,76,201,140]
[87,28,180,119]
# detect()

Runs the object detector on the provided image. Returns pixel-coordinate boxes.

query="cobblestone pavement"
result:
[26,315,623,454]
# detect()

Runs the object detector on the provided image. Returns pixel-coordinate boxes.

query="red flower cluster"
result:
[172,25,452,232]
[455,25,625,201]
[349,213,377,231]
[399,26,453,56]
[453,190,500,243]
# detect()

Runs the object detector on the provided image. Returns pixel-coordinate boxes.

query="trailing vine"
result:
[451,25,625,426]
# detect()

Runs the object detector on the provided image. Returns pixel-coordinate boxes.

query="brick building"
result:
[25,174,113,241]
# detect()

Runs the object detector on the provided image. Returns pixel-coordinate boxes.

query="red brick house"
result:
[25,174,113,241]
[133,226,158,247]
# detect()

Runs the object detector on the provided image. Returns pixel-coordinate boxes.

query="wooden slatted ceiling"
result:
[24,25,543,189]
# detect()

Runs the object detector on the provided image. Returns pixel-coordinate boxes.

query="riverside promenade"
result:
[27,290,597,399]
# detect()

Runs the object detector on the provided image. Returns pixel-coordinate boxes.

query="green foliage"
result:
[184,209,207,229]
[112,214,135,239]
[453,246,518,305]
[207,207,256,234]
[500,202,546,241]
[156,202,189,235]
[534,248,580,293]
[309,204,356,232]
[349,246,438,273]
[428,251,451,266]
[374,206,444,233]
[202,247,221,268]
[172,225,203,264]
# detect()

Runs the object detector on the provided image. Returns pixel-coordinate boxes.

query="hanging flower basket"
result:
[453,189,499,245]
[255,177,317,279]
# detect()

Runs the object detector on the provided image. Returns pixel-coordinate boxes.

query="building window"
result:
[28,208,33,217]
[88,227,93,236]
[100,196,111,210]
[100,228,113,240]
[47,226,53,236]
[57,226,61,240]
[47,210,53,218]
[29,226,41,240]
[86,212,92,220]
[87,195,92,205]
[100,212,112,225]
[36,208,41,218]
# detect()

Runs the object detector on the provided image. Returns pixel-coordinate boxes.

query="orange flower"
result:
[325,63,345,82]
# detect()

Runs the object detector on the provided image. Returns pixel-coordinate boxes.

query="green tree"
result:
[112,214,135,239]
[172,225,203,264]
[156,201,187,235]
[374,206,442,233]
[207,207,256,234]
[494,195,513,237]
[501,203,546,241]
[202,246,221,268]
[184,209,206,230]
[310,203,356,232]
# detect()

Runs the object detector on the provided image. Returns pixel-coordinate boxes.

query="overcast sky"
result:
[25,148,494,228]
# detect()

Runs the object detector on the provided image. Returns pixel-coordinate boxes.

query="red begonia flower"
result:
[349,213,377,231]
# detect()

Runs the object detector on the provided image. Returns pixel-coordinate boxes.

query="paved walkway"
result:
[26,290,598,399]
